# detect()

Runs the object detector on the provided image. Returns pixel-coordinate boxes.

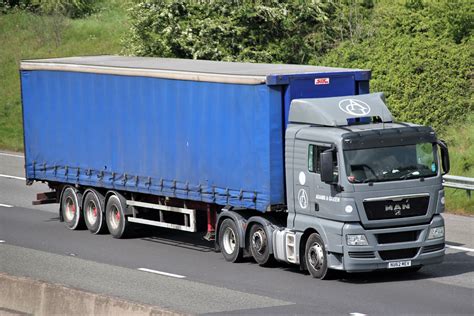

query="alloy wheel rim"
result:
[64,196,76,221]
[308,243,324,271]
[223,227,236,254]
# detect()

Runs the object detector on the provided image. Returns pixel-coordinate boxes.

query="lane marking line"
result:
[350,313,367,316]
[0,152,24,158]
[0,240,5,243]
[0,174,26,181]
[138,268,186,279]
[0,203,14,208]
[446,244,474,253]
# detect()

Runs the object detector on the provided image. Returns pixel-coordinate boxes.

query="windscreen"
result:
[344,143,438,183]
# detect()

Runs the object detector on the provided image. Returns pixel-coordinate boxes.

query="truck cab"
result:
[274,92,449,278]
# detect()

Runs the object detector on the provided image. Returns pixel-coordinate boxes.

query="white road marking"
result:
[446,244,474,253]
[138,268,186,279]
[0,174,26,181]
[0,152,24,158]
[350,313,367,316]
[0,240,5,243]
[0,203,14,208]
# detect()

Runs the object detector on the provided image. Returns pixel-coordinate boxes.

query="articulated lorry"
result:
[20,56,449,279]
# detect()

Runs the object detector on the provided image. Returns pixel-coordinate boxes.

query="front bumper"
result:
[340,215,445,272]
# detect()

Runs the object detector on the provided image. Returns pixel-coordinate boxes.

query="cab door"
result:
[292,139,315,219]
[307,143,340,218]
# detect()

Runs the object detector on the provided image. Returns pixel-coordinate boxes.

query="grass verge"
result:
[442,114,474,215]
[0,1,129,150]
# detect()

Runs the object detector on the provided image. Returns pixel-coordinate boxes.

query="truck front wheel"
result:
[249,223,275,266]
[305,233,333,279]
[105,194,130,238]
[61,186,84,230]
[219,219,243,263]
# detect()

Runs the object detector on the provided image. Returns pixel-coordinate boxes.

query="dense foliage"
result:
[124,0,472,132]
[320,1,473,132]
[122,0,373,63]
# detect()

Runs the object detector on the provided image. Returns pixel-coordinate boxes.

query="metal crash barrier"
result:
[443,175,474,198]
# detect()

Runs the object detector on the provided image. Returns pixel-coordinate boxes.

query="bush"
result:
[122,0,361,64]
[319,1,473,132]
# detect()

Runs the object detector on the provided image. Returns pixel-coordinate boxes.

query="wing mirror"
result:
[437,140,450,175]
[320,148,337,184]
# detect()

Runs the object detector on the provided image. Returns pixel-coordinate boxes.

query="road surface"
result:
[1,151,473,315]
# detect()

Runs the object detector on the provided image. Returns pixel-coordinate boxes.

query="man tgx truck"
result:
[20,56,449,279]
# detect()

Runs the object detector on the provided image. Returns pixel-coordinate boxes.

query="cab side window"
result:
[308,145,339,179]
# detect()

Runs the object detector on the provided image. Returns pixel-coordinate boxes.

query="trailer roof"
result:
[21,55,369,85]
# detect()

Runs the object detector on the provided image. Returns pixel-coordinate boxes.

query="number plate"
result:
[388,260,412,268]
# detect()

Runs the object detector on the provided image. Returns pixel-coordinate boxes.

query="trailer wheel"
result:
[305,233,333,279]
[83,190,107,235]
[60,186,84,230]
[219,219,243,263]
[249,223,275,266]
[105,193,130,238]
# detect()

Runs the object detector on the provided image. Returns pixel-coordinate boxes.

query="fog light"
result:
[428,226,445,240]
[346,234,368,246]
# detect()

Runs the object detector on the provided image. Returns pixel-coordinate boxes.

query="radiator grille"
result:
[379,248,419,260]
[376,231,419,244]
[364,196,429,220]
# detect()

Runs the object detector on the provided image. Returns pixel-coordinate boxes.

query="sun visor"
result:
[288,92,393,126]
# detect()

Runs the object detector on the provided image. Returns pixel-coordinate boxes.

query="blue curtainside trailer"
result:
[22,56,447,279]
[21,56,370,212]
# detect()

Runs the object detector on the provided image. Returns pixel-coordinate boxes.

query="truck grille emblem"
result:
[385,203,410,215]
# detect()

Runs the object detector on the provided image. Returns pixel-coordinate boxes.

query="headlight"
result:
[346,234,368,246]
[428,226,445,240]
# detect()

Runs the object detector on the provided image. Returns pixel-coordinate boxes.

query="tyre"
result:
[249,223,275,266]
[219,218,243,263]
[105,193,130,238]
[305,233,333,279]
[83,189,107,234]
[61,186,84,230]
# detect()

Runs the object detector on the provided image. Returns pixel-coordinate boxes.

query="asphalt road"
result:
[1,152,473,315]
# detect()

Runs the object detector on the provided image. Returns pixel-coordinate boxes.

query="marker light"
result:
[346,234,368,246]
[428,226,445,240]
[345,205,353,213]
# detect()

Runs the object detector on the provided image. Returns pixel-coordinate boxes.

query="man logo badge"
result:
[385,203,410,216]
[338,99,371,116]
[298,188,308,209]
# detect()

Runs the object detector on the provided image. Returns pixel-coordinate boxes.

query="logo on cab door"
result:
[298,188,308,209]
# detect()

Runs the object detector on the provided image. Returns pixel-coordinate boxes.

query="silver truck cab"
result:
[275,93,448,278]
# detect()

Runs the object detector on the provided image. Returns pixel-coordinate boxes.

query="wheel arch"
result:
[215,209,247,250]
[82,188,105,213]
[299,227,321,270]
[245,216,280,255]
[104,190,132,215]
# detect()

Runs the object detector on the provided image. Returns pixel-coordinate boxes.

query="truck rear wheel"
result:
[105,193,130,238]
[305,233,333,279]
[219,218,243,263]
[61,186,84,230]
[83,189,107,235]
[249,223,275,266]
